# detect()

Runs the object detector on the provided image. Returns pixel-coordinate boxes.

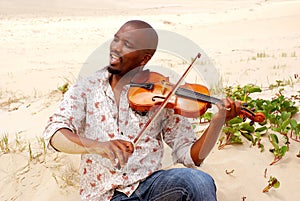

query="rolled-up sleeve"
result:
[162,110,197,167]
[42,81,87,150]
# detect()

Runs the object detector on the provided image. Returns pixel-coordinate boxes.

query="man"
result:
[43,20,241,201]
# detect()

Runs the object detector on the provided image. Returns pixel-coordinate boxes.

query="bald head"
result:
[120,20,158,56]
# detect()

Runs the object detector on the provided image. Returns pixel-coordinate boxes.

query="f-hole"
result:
[152,96,166,102]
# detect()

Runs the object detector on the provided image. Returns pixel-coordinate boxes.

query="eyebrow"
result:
[116,33,137,47]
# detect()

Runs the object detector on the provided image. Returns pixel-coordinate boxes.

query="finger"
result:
[105,150,117,167]
[227,98,236,115]
[116,140,134,154]
[105,142,124,168]
[216,101,225,111]
[235,100,241,115]
[112,140,133,167]
[114,148,125,168]
[225,98,244,122]
[120,151,133,168]
[123,141,134,153]
[215,100,226,117]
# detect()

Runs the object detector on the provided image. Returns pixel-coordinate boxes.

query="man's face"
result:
[108,24,150,76]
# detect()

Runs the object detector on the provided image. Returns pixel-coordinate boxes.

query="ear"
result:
[140,54,152,66]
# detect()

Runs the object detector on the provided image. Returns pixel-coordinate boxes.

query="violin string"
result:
[176,87,255,117]
[175,87,221,104]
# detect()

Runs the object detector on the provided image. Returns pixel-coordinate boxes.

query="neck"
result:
[109,67,143,107]
[109,67,143,90]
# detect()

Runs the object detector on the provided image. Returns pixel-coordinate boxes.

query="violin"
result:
[128,70,265,123]
[128,53,265,145]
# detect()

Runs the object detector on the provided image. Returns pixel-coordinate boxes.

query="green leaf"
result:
[273,181,280,188]
[227,117,243,125]
[289,119,300,135]
[281,119,290,129]
[249,86,262,93]
[255,126,268,133]
[201,112,213,121]
[269,133,279,143]
[240,123,255,133]
[269,134,279,149]
[269,176,280,188]
[271,127,281,133]
[233,131,242,137]
[242,133,254,142]
[290,119,298,128]
[280,146,288,156]
[281,111,291,121]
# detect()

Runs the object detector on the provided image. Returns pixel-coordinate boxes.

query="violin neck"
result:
[175,87,221,105]
[129,82,222,105]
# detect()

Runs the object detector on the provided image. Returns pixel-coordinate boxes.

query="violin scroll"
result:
[252,112,266,123]
[240,108,265,125]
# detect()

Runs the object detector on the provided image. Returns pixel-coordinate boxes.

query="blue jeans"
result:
[111,168,217,201]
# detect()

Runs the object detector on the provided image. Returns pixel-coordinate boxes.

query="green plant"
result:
[0,134,10,153]
[199,111,213,123]
[256,52,268,58]
[289,118,300,141]
[263,176,280,193]
[215,83,300,165]
[268,133,288,165]
[58,82,69,95]
[224,84,261,103]
[15,132,26,152]
[37,137,47,155]
[218,117,267,150]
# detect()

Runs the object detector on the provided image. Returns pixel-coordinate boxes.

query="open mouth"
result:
[110,53,122,65]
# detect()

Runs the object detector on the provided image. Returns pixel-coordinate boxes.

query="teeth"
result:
[110,54,121,64]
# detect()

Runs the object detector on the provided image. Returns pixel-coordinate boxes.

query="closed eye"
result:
[124,40,134,49]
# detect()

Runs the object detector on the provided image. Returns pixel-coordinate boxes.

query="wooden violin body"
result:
[128,70,211,118]
[128,70,265,123]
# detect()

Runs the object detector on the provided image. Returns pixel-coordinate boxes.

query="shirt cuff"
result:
[42,123,74,151]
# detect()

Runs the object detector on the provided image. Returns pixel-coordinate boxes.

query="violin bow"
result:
[133,53,201,146]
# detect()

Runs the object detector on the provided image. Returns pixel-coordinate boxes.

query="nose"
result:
[110,40,123,55]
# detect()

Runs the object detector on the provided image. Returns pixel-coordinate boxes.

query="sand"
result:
[0,0,300,200]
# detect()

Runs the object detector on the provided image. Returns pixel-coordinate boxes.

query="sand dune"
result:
[0,0,299,200]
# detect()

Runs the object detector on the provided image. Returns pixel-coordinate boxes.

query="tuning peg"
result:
[242,102,248,107]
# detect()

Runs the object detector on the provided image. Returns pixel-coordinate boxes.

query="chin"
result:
[107,66,121,75]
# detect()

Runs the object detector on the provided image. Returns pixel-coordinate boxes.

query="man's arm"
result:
[191,98,241,166]
[50,128,134,168]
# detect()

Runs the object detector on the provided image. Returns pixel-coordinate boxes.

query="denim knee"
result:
[165,168,217,201]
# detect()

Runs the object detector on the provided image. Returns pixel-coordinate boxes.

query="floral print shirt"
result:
[43,67,197,201]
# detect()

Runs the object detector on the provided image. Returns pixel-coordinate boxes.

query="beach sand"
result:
[0,0,300,200]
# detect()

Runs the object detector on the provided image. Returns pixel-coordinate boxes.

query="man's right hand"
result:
[50,129,134,168]
[88,139,134,168]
